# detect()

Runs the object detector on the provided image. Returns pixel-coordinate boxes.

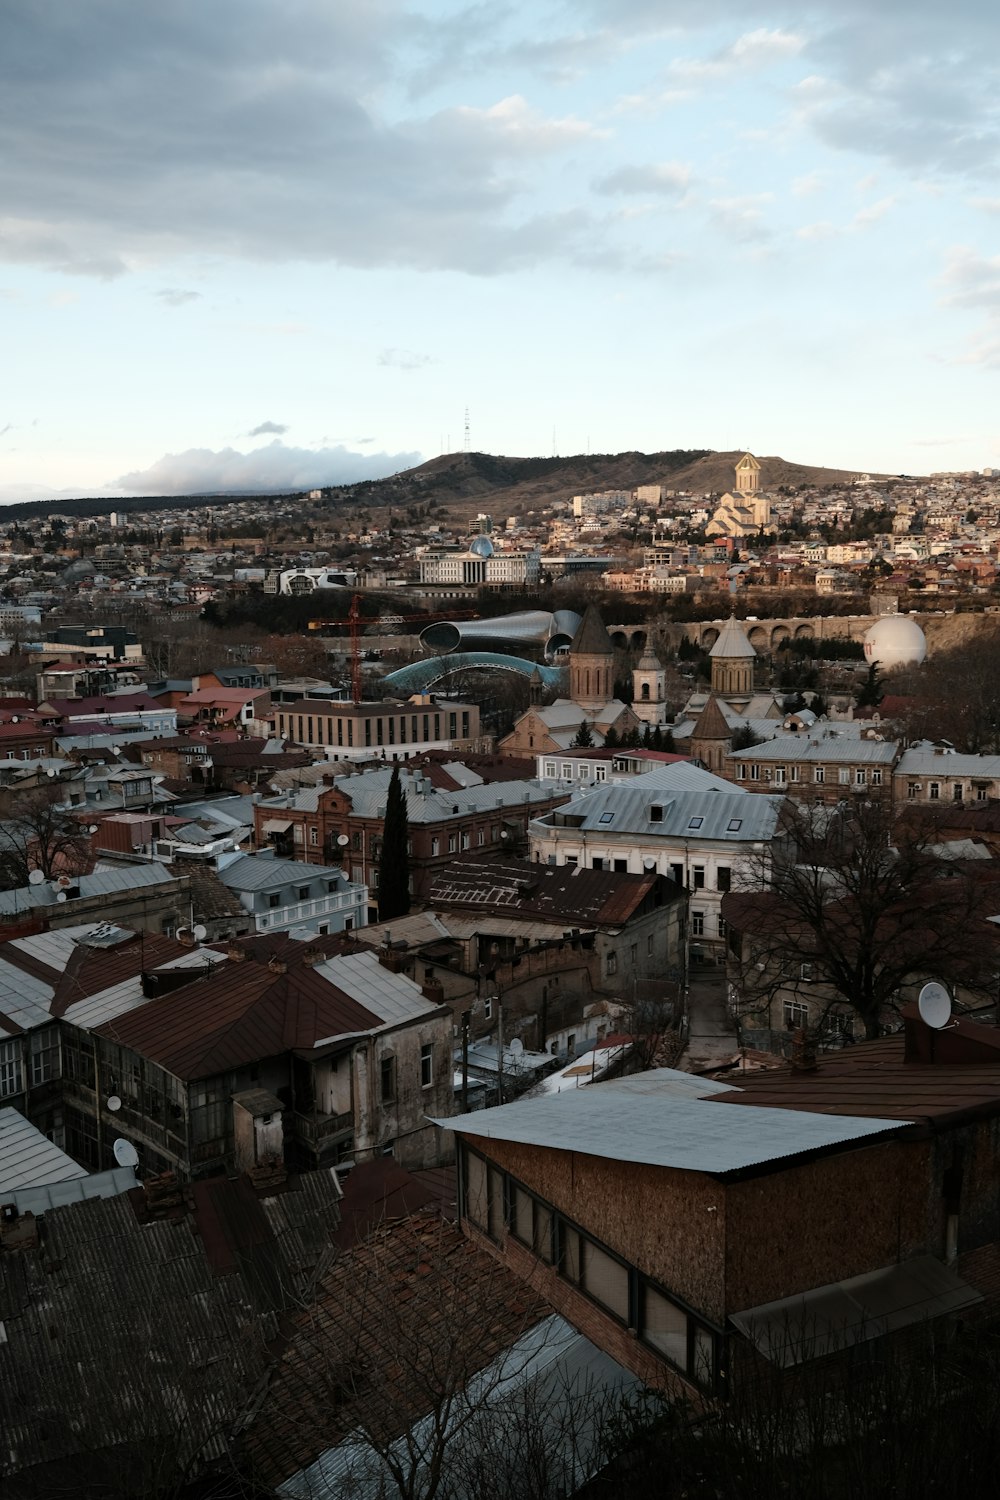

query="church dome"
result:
[469,535,494,558]
[863,615,926,670]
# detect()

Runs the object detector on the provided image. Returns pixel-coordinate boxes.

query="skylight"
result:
[687,816,704,829]
[727,818,743,832]
[598,812,614,825]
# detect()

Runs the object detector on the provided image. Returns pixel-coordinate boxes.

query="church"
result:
[498,605,641,756]
[705,453,772,539]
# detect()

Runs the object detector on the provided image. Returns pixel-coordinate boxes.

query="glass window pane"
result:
[534,1203,554,1264]
[694,1326,715,1386]
[562,1225,581,1284]
[488,1167,505,1239]
[513,1186,533,1244]
[583,1240,630,1321]
[466,1151,487,1228]
[644,1284,688,1368]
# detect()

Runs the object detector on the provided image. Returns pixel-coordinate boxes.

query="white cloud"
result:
[247,420,288,437]
[112,440,423,495]
[791,172,824,197]
[378,347,434,371]
[595,162,692,196]
[156,288,200,306]
[668,28,805,85]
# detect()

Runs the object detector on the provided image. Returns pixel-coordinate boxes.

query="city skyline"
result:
[3,0,999,501]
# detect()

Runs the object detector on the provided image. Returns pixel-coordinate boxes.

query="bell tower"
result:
[569,604,614,710]
[632,645,666,726]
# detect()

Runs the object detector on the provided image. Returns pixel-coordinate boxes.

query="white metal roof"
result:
[729,737,898,764]
[897,748,1000,777]
[0,1106,89,1193]
[314,950,440,1037]
[434,1072,909,1177]
[532,780,783,843]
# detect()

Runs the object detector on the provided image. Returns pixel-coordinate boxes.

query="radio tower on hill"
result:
[464,407,470,452]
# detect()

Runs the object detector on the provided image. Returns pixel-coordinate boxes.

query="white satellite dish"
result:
[113,1138,139,1168]
[337,834,349,846]
[28,869,45,885]
[509,1037,524,1057]
[106,1094,122,1112]
[56,890,68,903]
[88,824,98,834]
[642,856,656,871]
[918,981,952,1030]
[192,923,207,941]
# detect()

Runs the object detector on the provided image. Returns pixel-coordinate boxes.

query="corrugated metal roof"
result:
[729,737,898,764]
[434,1072,909,1177]
[263,771,562,826]
[0,960,54,1033]
[731,1256,983,1367]
[314,951,441,1034]
[219,853,344,892]
[7,1165,138,1216]
[0,861,179,916]
[534,779,783,843]
[428,856,659,927]
[0,1107,89,1192]
[897,748,1000,777]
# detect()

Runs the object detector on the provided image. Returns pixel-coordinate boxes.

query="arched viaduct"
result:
[608,615,885,654]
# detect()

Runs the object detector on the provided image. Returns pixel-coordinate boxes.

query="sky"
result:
[2,0,1000,501]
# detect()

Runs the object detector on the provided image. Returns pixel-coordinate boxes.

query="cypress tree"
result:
[378,764,411,920]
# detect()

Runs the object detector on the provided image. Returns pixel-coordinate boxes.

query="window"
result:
[421,1044,434,1088]
[297,886,310,901]
[483,995,493,1021]
[309,826,318,846]
[598,812,614,825]
[0,1038,22,1097]
[380,1055,395,1102]
[693,865,705,890]
[647,935,654,955]
[29,1029,59,1086]
[461,830,471,851]
[784,1000,809,1029]
[855,769,866,787]
[976,783,990,801]
[670,863,683,884]
[717,866,731,893]
[717,915,727,938]
[838,768,850,785]
[562,764,573,779]
[691,911,705,937]
[908,782,921,799]
[643,1284,687,1367]
[477,829,485,846]
[630,944,637,964]
[687,816,704,829]
[736,765,746,780]
[953,784,964,802]
[431,836,440,856]
[544,762,556,778]
[580,1238,631,1323]
[448,834,457,853]
[774,767,786,786]
[613,858,628,873]
[929,782,940,800]
[872,769,882,786]
[814,767,825,784]
[649,805,664,822]
[268,893,281,909]
[749,765,760,781]
[800,962,814,982]
[606,952,618,976]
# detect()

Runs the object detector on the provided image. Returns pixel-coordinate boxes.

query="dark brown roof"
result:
[569,602,613,657]
[332,1160,451,1250]
[244,1208,547,1490]
[94,954,382,1080]
[690,694,731,743]
[428,855,670,927]
[52,933,193,1016]
[705,1027,1000,1125]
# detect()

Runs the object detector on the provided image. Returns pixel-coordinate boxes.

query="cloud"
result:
[595,162,692,196]
[248,420,289,437]
[939,249,1000,313]
[709,194,773,243]
[378,347,434,371]
[156,288,200,306]
[668,28,805,85]
[0,6,610,279]
[111,439,423,495]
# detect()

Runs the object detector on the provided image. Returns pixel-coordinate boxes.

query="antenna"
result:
[348,593,363,705]
[917,981,952,1030]
[113,1138,139,1168]
[464,407,470,453]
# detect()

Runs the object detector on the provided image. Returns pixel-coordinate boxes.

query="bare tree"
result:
[0,788,92,889]
[727,799,1000,1040]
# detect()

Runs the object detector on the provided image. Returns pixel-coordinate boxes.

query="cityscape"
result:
[4,4,1000,1499]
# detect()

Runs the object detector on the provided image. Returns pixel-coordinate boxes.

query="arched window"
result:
[641,683,650,701]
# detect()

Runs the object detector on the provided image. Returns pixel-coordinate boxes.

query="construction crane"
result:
[348,593,363,705]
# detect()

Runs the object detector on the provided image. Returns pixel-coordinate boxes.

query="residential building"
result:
[528,764,787,957]
[216,850,367,936]
[255,765,569,909]
[895,746,1000,808]
[274,693,483,760]
[727,734,899,807]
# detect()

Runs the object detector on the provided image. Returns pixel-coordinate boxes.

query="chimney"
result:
[301,946,324,967]
[227,940,246,962]
[268,955,287,974]
[421,979,446,1006]
[175,927,195,948]
[142,1171,185,1220]
[790,1027,817,1072]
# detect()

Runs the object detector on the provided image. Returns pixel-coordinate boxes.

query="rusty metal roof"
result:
[428,856,667,927]
[704,1030,1000,1124]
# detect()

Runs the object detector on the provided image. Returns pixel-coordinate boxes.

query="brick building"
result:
[273,693,483,761]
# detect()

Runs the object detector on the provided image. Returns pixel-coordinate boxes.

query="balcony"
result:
[291,1108,354,1144]
[256,889,363,932]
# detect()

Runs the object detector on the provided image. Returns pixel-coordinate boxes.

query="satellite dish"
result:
[337,834,349,847]
[10,715,18,724]
[46,768,56,778]
[88,824,98,834]
[28,869,45,885]
[192,923,207,941]
[642,856,656,871]
[113,1138,139,1168]
[106,1095,122,1113]
[918,982,952,1030]
[509,1037,524,1057]
[56,890,68,903]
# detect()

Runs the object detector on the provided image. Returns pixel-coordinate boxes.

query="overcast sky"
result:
[2,0,999,499]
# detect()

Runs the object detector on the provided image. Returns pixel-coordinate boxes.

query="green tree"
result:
[856,663,885,709]
[378,765,411,920]
[572,720,595,748]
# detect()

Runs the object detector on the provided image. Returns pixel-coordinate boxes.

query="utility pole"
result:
[496,993,504,1107]
[461,1007,470,1112]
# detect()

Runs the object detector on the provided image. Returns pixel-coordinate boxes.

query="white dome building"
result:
[863,615,927,671]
